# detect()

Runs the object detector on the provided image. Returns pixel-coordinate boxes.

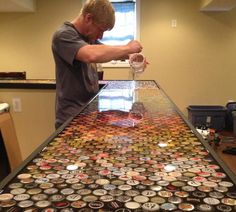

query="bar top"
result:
[0,80,236,211]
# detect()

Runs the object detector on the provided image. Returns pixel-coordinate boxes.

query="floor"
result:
[211,131,236,176]
[0,131,11,181]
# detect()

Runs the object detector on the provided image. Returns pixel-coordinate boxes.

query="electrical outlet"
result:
[171,19,177,28]
[12,98,22,112]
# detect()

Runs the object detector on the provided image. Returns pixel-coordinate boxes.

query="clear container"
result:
[129,53,145,74]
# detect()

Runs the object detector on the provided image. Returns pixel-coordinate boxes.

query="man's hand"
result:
[127,40,143,54]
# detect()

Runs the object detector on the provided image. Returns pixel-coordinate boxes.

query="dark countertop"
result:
[0,79,56,89]
[0,79,106,89]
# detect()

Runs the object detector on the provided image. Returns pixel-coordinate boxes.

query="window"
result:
[100,0,140,67]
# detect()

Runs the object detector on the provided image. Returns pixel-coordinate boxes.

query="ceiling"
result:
[0,0,36,12]
[201,0,236,11]
[0,0,236,12]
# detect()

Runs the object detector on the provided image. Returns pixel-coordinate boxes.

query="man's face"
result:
[88,21,107,42]
[83,13,109,42]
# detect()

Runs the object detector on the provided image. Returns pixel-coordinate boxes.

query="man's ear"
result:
[84,13,93,24]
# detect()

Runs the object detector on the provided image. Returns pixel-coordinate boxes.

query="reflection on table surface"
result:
[0,80,236,211]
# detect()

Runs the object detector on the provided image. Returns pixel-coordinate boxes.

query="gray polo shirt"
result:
[52,22,99,124]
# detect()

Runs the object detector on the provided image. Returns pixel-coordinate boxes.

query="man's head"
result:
[81,0,115,31]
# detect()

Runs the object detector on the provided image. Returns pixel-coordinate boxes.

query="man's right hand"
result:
[127,40,143,54]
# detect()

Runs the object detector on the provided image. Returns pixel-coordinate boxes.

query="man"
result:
[52,0,143,129]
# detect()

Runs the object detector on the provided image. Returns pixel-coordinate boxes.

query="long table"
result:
[1,80,236,211]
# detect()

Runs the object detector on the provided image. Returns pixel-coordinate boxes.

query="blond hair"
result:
[81,0,115,30]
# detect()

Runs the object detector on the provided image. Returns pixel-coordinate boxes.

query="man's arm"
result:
[76,40,143,63]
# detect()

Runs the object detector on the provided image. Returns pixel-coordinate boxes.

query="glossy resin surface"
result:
[0,81,236,211]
